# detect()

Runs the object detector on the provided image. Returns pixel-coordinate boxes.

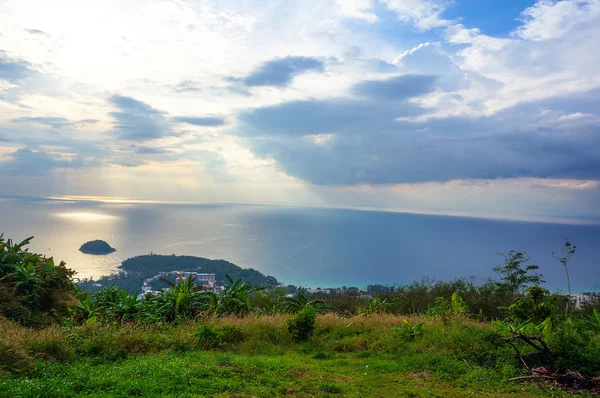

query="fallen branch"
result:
[509,375,556,382]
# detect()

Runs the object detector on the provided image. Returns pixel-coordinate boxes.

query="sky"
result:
[1,0,599,223]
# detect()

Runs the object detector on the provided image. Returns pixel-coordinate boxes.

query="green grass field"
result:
[0,314,586,397]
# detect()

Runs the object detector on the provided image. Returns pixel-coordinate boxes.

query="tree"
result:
[552,238,576,313]
[493,251,544,294]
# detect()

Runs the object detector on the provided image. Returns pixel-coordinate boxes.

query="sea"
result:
[1,195,599,292]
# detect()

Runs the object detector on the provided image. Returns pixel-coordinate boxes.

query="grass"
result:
[0,314,593,397]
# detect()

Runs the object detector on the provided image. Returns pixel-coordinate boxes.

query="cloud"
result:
[10,116,72,128]
[185,149,235,182]
[171,80,202,94]
[0,51,34,82]
[10,117,100,129]
[237,87,600,185]
[240,97,425,137]
[172,116,226,126]
[351,74,437,100]
[238,74,436,137]
[515,0,599,41]
[73,119,100,126]
[334,0,378,22]
[134,145,171,154]
[24,28,50,37]
[0,148,92,176]
[108,95,172,141]
[233,56,325,87]
[382,0,452,31]
[444,1,600,109]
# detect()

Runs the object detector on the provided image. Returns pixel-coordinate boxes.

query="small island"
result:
[79,240,116,255]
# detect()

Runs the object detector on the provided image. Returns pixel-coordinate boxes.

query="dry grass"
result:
[0,313,494,377]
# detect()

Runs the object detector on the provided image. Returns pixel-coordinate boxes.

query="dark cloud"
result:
[24,29,49,37]
[0,148,92,176]
[239,97,425,137]
[73,119,100,126]
[11,117,100,128]
[10,116,71,128]
[0,52,57,104]
[172,80,202,93]
[172,116,226,126]
[233,56,324,87]
[351,74,437,100]
[0,51,34,82]
[237,88,600,185]
[134,145,171,154]
[108,95,172,141]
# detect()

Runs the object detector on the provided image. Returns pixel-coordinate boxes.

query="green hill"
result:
[79,240,116,255]
[78,254,280,294]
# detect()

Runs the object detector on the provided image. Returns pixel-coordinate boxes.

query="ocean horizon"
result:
[1,195,599,292]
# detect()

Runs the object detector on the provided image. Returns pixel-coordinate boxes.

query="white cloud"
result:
[558,112,593,121]
[444,1,600,113]
[515,0,600,41]
[334,0,378,22]
[382,0,451,30]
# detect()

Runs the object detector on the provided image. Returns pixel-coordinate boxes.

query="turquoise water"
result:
[1,196,599,291]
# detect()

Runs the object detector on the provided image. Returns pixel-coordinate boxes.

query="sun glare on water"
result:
[54,212,119,222]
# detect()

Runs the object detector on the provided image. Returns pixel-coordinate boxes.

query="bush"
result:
[196,325,244,349]
[506,285,559,324]
[287,306,316,342]
[0,235,78,327]
[548,318,600,374]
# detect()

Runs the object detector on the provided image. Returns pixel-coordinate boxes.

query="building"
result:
[153,271,217,290]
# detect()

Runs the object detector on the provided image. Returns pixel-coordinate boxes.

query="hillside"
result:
[78,253,280,294]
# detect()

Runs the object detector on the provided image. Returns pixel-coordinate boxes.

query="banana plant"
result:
[0,235,40,276]
[589,308,600,330]
[359,296,392,315]
[109,289,143,322]
[0,262,44,296]
[393,319,425,339]
[283,288,331,314]
[212,274,265,316]
[70,295,102,323]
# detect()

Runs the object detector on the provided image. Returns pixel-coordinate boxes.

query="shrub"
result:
[506,285,558,324]
[287,305,316,342]
[393,319,424,340]
[196,325,244,349]
[0,235,78,327]
[548,318,600,374]
[426,292,469,325]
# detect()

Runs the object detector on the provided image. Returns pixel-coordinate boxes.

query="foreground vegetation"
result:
[1,233,599,396]
[0,314,586,397]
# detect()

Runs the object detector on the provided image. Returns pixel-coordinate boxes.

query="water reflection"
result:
[55,212,119,222]
[2,196,600,290]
